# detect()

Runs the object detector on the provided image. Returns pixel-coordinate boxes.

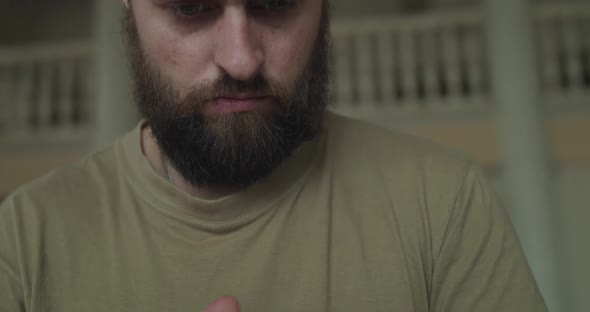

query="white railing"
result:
[0,4,588,141]
[535,4,590,106]
[0,40,94,142]
[330,3,590,116]
[331,9,487,115]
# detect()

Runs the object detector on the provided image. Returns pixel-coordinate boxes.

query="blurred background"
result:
[0,0,588,311]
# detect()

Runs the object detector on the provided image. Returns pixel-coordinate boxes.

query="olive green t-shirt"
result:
[0,113,546,311]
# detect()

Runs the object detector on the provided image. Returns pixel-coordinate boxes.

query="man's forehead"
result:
[135,0,328,7]
[142,0,305,4]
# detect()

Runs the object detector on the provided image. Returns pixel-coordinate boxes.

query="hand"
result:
[202,296,240,312]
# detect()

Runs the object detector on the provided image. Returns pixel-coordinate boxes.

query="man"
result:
[0,0,547,311]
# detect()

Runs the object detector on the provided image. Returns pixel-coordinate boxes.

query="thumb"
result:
[202,296,240,312]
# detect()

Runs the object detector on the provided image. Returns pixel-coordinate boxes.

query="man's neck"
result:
[140,126,241,200]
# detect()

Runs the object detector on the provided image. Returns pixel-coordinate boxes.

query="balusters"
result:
[37,61,54,130]
[355,33,376,107]
[0,41,94,138]
[330,14,496,114]
[0,57,91,136]
[560,17,584,95]
[377,32,395,107]
[0,67,11,134]
[334,36,354,108]
[538,19,561,96]
[582,17,590,89]
[77,59,93,126]
[58,59,75,129]
[327,6,590,116]
[419,29,439,107]
[537,13,588,103]
[2,9,590,137]
[14,62,33,133]
[398,29,418,109]
[440,26,462,107]
[463,25,486,106]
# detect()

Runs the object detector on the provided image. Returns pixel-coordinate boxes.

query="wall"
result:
[0,0,92,45]
[556,168,590,312]
[429,0,590,9]
[332,0,403,18]
[489,167,590,312]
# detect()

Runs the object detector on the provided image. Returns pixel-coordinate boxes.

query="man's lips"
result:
[205,96,273,115]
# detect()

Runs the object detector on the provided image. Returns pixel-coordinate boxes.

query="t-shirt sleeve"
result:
[0,197,26,312]
[430,165,548,312]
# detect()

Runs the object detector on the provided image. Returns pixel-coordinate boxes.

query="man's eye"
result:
[248,0,295,11]
[264,0,291,10]
[172,3,215,17]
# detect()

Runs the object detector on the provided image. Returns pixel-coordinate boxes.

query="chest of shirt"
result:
[25,201,430,312]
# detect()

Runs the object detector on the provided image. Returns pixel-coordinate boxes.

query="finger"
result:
[202,295,240,312]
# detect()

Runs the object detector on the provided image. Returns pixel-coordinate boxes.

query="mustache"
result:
[176,72,291,115]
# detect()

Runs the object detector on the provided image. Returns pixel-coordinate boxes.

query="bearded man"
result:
[0,0,547,311]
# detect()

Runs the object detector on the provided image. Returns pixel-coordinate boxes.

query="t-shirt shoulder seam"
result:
[6,143,119,201]
[328,112,475,164]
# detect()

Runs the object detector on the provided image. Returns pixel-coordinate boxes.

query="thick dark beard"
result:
[123,6,331,189]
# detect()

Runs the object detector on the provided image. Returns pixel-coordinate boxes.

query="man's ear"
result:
[122,0,130,9]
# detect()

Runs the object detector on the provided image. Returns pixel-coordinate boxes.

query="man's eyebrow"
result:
[151,0,172,4]
[150,0,183,4]
[151,0,218,2]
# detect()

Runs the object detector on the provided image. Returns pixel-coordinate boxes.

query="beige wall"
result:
[0,1,92,44]
[556,168,590,312]
[487,166,590,312]
[332,0,404,18]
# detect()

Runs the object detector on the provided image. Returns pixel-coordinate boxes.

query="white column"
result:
[483,0,563,311]
[92,0,138,150]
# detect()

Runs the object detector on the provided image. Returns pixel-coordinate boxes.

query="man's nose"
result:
[214,8,264,82]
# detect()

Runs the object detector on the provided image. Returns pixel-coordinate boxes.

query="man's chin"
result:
[204,111,275,146]
[151,111,300,188]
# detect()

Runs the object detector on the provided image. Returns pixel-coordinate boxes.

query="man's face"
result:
[124,0,330,189]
